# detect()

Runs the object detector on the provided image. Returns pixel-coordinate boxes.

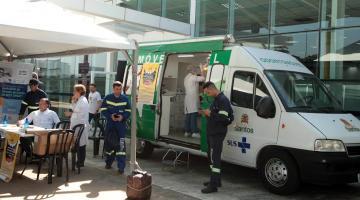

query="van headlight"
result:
[314,140,346,152]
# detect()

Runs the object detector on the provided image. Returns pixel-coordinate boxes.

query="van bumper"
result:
[289,148,360,185]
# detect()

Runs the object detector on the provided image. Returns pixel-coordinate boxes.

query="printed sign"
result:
[138,63,160,104]
[209,50,231,65]
[0,132,20,182]
[0,62,33,123]
[227,137,251,153]
[234,114,254,134]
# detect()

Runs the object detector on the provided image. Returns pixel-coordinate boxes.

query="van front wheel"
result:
[259,150,300,195]
[136,139,154,159]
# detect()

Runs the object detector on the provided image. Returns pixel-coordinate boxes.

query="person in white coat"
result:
[184,64,206,138]
[65,84,89,168]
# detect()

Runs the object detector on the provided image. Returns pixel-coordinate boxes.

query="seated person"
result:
[18,98,60,129]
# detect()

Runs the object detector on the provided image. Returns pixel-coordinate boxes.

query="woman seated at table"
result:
[18,98,60,129]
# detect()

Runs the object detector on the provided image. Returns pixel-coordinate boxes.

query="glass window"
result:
[255,75,270,106]
[322,0,360,28]
[164,0,190,23]
[238,36,270,49]
[270,32,319,74]
[271,0,320,33]
[319,28,360,80]
[139,0,162,16]
[209,64,225,90]
[265,70,342,113]
[231,71,255,108]
[118,0,138,10]
[319,28,360,114]
[234,0,270,37]
[198,0,229,36]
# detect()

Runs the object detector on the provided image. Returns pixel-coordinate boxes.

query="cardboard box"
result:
[33,130,74,156]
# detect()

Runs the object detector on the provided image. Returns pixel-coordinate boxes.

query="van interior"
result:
[159,53,210,147]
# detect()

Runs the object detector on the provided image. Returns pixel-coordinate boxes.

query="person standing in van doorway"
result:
[183,65,206,138]
[100,81,131,174]
[200,81,234,194]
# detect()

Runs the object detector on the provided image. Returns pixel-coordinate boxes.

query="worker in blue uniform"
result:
[200,81,234,194]
[100,81,131,174]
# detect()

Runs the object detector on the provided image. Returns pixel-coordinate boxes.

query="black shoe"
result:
[201,186,218,194]
[105,165,112,169]
[203,181,222,187]
[118,170,124,175]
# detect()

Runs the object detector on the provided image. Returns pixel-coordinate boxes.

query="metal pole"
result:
[129,47,139,172]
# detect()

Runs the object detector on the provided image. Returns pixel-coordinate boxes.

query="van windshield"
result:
[265,70,343,113]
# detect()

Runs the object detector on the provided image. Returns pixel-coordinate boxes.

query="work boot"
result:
[105,164,112,169]
[203,181,222,187]
[118,169,124,175]
[201,186,218,194]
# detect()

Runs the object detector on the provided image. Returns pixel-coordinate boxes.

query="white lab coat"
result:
[70,96,89,147]
[184,73,205,114]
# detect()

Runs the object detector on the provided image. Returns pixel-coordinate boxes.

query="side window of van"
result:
[209,64,225,90]
[231,71,255,108]
[255,75,271,106]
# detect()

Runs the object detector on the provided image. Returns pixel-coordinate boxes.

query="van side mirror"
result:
[255,96,275,119]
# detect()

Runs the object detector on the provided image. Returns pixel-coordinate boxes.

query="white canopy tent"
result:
[0,0,140,171]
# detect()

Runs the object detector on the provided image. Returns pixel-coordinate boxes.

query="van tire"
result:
[259,149,300,195]
[136,139,154,159]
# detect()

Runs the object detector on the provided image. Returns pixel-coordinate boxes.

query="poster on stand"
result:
[0,132,20,183]
[0,62,33,123]
[138,63,160,104]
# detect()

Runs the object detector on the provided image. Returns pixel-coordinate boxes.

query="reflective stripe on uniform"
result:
[125,109,131,112]
[105,150,115,155]
[100,108,107,111]
[218,110,228,117]
[116,152,126,156]
[21,101,28,105]
[211,167,221,173]
[106,100,127,107]
[28,106,39,109]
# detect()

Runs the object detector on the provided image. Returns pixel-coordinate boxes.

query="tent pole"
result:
[122,43,140,172]
[130,47,139,172]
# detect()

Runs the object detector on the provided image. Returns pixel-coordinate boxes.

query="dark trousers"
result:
[104,126,126,171]
[185,112,199,133]
[207,134,225,188]
[89,113,99,124]
[77,145,86,166]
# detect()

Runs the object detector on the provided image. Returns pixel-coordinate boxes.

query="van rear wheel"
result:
[136,139,154,159]
[259,149,300,195]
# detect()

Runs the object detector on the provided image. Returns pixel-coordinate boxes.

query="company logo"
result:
[340,118,360,132]
[241,114,249,124]
[227,137,251,153]
[234,114,254,133]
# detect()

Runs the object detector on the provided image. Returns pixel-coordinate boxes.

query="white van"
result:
[123,36,360,194]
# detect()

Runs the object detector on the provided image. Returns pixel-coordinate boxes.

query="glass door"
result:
[90,71,117,96]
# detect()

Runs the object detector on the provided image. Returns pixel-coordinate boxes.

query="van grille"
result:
[346,145,360,156]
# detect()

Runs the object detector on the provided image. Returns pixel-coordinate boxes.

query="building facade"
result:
[25,0,360,116]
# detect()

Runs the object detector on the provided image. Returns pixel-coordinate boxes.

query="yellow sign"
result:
[0,132,20,183]
[138,63,160,104]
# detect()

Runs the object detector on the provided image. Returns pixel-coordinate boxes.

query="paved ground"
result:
[2,140,360,200]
